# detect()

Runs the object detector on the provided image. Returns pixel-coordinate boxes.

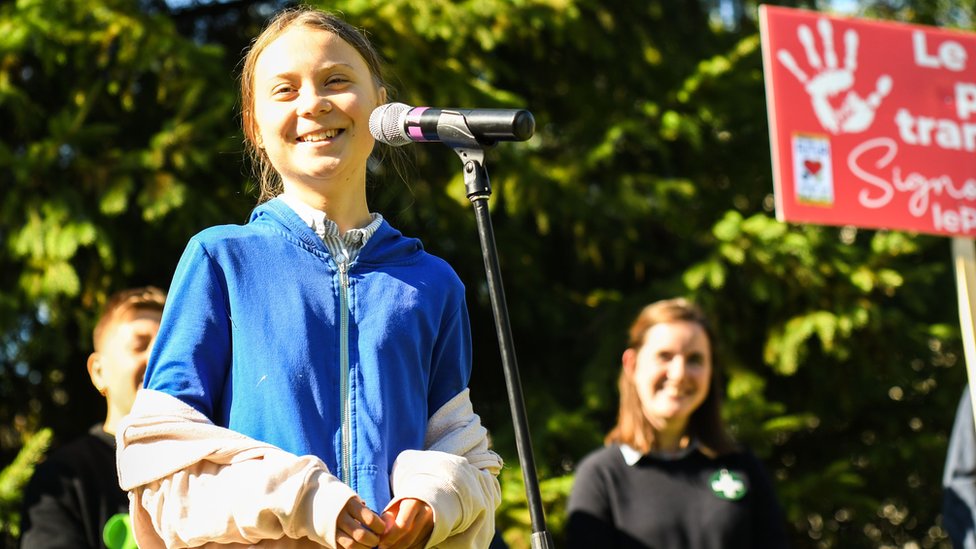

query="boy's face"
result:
[88,308,162,417]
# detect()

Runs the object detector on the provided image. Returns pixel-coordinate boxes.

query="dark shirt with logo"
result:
[566,443,789,548]
[19,424,130,549]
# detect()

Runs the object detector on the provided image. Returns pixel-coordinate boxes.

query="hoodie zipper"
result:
[337,254,352,487]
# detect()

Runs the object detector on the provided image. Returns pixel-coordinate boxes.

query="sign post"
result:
[953,237,976,426]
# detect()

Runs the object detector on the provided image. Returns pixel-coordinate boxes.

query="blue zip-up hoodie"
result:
[144,198,472,512]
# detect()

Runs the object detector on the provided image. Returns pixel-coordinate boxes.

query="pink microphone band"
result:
[405,107,430,141]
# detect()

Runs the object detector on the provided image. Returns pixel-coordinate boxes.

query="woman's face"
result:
[625,320,712,433]
[252,25,384,194]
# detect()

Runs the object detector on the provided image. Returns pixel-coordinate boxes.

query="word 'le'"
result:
[913,31,968,72]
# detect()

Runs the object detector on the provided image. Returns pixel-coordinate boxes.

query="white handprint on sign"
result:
[777,17,892,134]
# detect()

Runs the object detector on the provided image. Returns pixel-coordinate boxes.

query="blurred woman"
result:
[566,298,788,548]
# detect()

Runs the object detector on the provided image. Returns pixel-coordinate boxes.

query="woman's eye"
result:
[326,76,349,86]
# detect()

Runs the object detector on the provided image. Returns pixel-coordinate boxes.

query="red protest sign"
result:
[760,5,976,237]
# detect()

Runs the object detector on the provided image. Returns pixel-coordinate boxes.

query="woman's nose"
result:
[298,88,332,117]
[667,357,687,378]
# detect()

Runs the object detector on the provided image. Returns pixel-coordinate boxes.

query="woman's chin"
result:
[650,400,694,422]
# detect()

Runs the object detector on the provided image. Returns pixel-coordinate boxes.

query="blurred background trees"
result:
[1,0,973,547]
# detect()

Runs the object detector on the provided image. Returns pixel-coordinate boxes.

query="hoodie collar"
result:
[276,194,383,264]
[249,199,422,265]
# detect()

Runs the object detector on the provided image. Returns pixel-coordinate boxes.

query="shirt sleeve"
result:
[143,238,232,419]
[117,389,359,548]
[425,296,473,416]
[565,450,621,549]
[19,461,91,549]
[743,451,790,548]
[387,389,502,548]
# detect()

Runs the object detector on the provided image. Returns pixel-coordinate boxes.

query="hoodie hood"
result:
[247,197,424,267]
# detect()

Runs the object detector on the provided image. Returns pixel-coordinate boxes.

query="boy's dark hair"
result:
[92,287,166,351]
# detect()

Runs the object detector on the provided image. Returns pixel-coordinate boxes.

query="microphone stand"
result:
[436,112,553,549]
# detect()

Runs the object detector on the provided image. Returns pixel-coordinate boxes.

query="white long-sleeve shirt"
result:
[117,388,502,548]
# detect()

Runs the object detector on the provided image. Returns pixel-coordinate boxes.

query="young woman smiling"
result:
[116,7,501,549]
[566,298,789,548]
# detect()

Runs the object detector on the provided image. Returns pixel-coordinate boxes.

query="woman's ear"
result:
[622,348,637,377]
[378,86,388,106]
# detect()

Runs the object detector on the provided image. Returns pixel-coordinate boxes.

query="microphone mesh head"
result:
[369,102,412,147]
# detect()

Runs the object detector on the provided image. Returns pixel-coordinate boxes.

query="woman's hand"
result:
[335,497,386,549]
[377,497,434,549]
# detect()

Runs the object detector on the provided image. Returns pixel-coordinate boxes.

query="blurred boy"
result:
[19,286,166,549]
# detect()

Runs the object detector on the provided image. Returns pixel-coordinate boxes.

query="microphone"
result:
[369,102,535,147]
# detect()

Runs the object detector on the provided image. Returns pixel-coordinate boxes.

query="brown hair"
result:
[239,6,391,204]
[605,298,736,455]
[92,286,166,352]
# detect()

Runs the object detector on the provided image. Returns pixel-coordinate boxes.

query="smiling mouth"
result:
[297,129,341,142]
[660,386,692,398]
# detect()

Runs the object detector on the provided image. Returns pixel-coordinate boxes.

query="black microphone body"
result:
[370,102,535,147]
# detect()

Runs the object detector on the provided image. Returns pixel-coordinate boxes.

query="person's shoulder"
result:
[183,212,296,259]
[368,222,464,282]
[570,445,626,497]
[724,445,764,463]
[189,199,301,242]
[576,444,625,471]
[709,445,775,479]
[190,218,264,244]
[32,431,113,478]
[415,248,463,282]
[367,221,423,258]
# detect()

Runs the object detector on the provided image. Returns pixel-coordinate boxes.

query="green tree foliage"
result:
[0,428,50,544]
[0,0,971,547]
[0,0,254,460]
